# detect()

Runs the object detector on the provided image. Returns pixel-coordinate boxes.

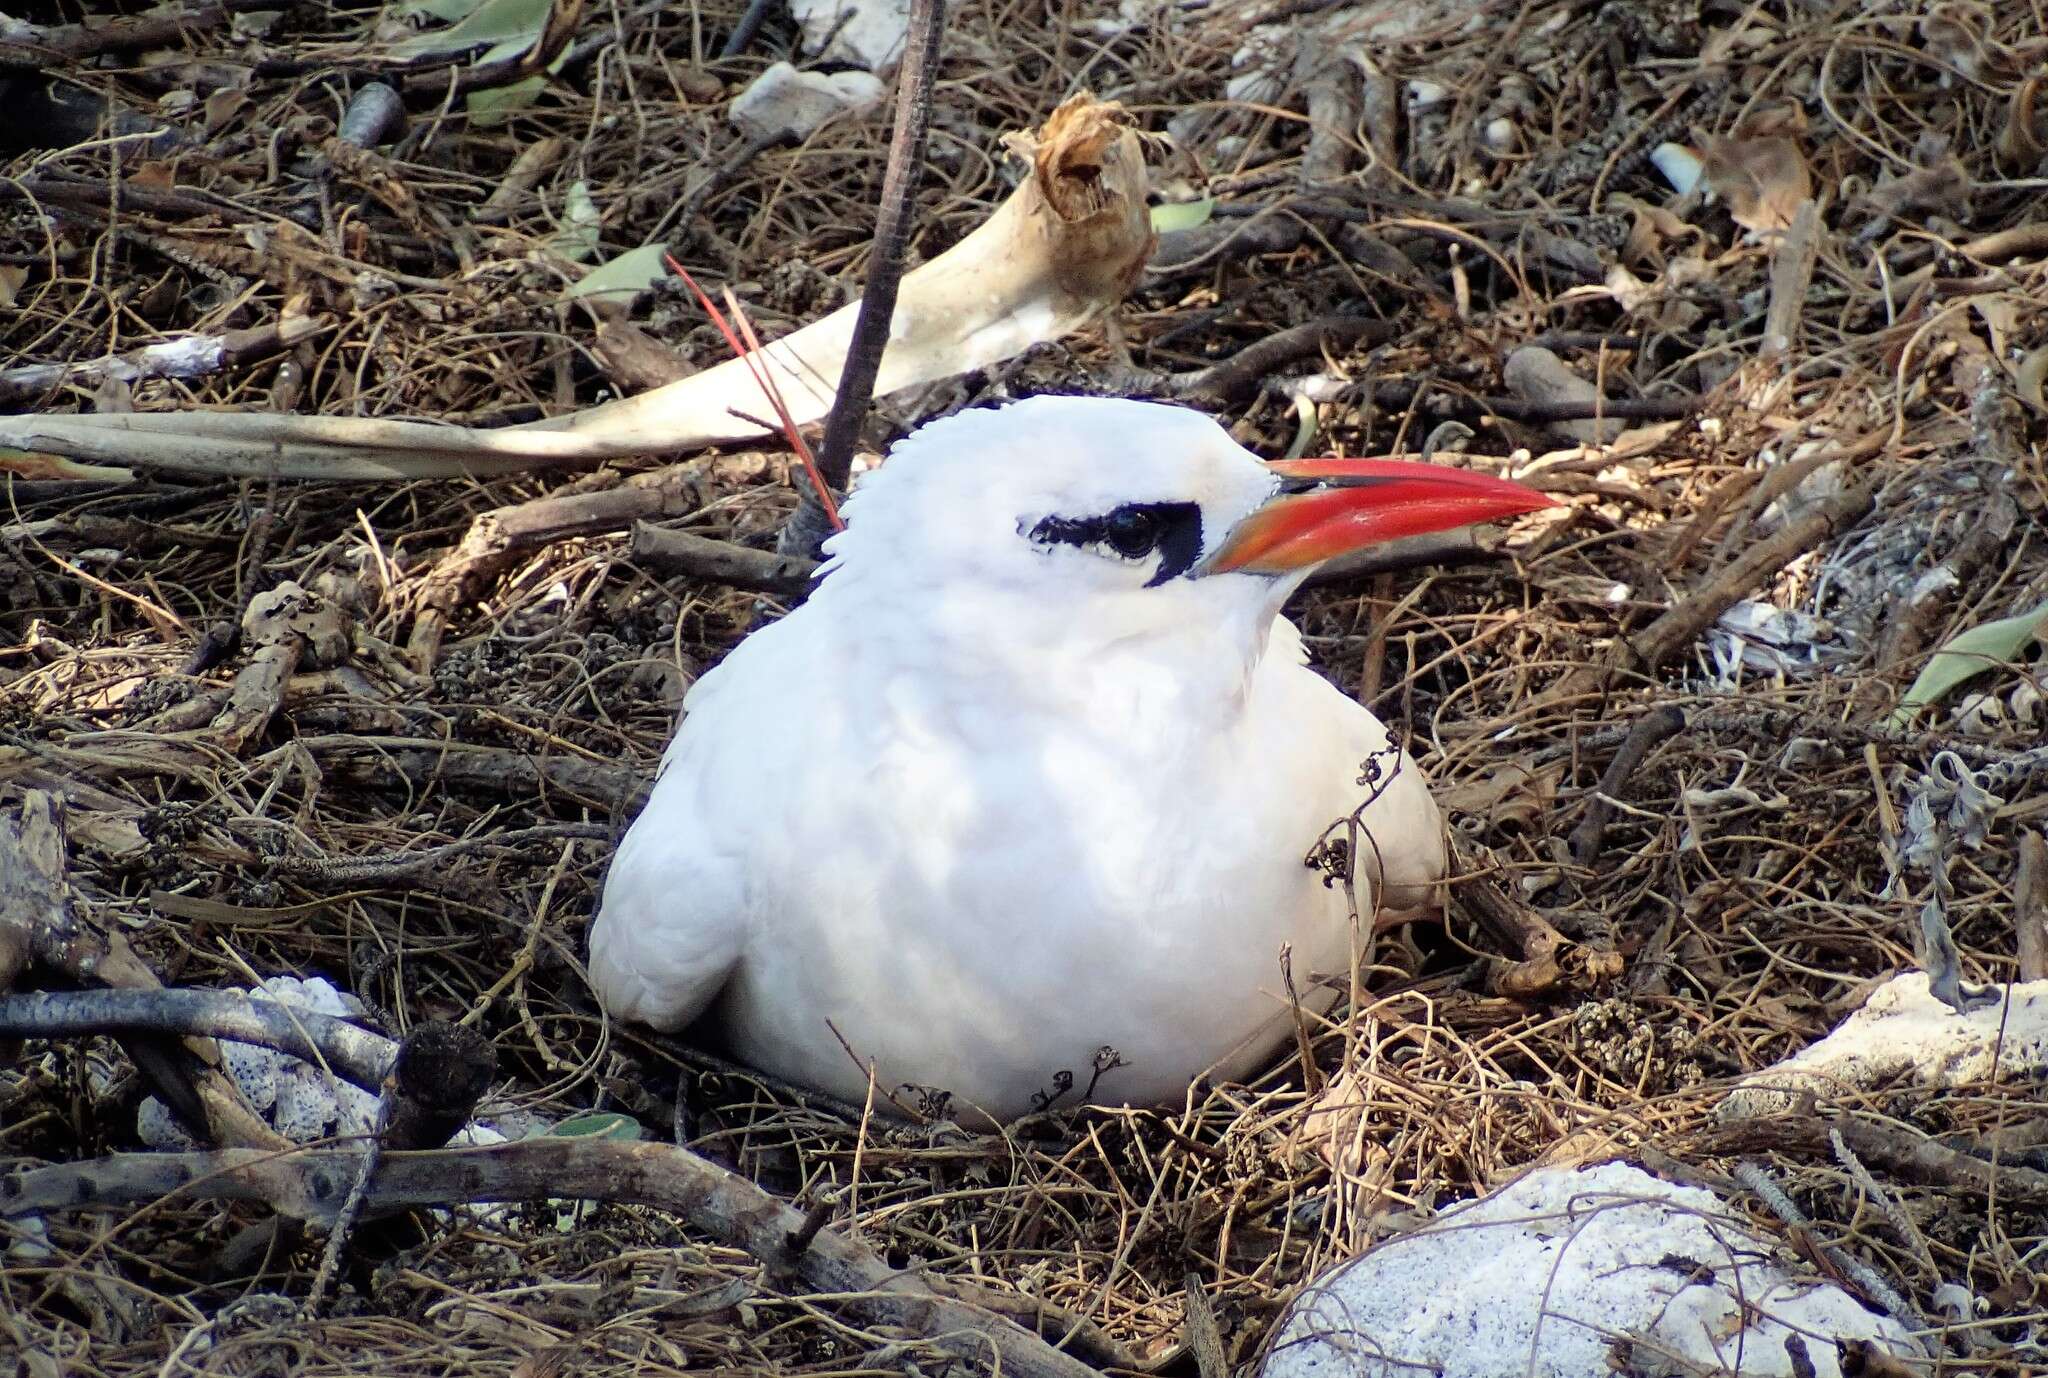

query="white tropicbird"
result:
[590,396,1552,1121]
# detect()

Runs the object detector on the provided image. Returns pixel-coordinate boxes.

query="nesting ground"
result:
[4,0,2048,1374]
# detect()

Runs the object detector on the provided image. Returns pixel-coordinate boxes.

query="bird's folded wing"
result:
[587,743,747,1032]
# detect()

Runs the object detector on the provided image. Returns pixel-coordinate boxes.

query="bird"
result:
[589,395,1554,1122]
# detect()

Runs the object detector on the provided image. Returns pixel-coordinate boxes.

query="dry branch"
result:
[1569,705,1688,866]
[1547,479,1878,704]
[787,0,947,558]
[406,464,706,662]
[0,318,323,406]
[631,525,818,596]
[2018,832,2048,983]
[0,988,396,1090]
[1760,201,1821,358]
[3,1138,1105,1378]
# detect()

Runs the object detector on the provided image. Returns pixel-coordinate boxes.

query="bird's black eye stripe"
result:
[1029,501,1205,585]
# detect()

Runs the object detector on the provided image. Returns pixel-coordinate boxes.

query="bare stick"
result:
[781,0,946,560]
[6,1138,1103,1378]
[1828,1112,2048,1208]
[0,793,282,1150]
[407,464,704,664]
[1760,200,1821,358]
[1568,705,1688,866]
[0,319,323,407]
[2017,831,2048,983]
[1547,480,1877,704]
[0,988,396,1090]
[631,524,818,596]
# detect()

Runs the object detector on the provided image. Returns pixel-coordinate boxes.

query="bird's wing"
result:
[586,650,761,1032]
[1272,621,1447,915]
[1271,615,1314,668]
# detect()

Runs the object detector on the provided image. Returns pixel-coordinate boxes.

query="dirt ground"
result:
[3,0,2047,1374]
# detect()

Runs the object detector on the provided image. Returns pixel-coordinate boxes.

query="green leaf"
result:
[396,0,483,21]
[563,241,672,303]
[543,1112,644,1141]
[1149,197,1216,234]
[466,69,546,126]
[390,0,550,57]
[1888,598,2048,728]
[549,181,602,262]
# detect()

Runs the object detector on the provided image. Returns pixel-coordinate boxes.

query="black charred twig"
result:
[719,0,779,58]
[779,0,946,562]
[305,1020,497,1315]
[1568,705,1688,867]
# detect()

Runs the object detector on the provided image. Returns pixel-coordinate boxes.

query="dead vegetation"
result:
[3,0,2047,1373]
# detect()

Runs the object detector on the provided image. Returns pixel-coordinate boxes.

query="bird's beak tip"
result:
[1202,456,1559,576]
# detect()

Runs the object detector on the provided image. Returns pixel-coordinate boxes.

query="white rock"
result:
[788,0,909,71]
[1260,1162,1922,1378]
[1721,972,2048,1119]
[730,62,885,142]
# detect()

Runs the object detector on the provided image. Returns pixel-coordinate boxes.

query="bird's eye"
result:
[1102,508,1160,558]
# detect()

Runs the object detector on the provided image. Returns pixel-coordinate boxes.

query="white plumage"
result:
[589,395,1534,1121]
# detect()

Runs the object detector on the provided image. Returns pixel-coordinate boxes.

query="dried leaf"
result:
[1698,136,1811,234]
[1441,762,1564,834]
[1888,598,2048,728]
[1860,158,1972,227]
[0,265,24,311]
[1999,71,2048,171]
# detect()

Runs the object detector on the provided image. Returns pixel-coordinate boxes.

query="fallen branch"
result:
[1454,866,1566,998]
[631,524,819,597]
[0,0,279,65]
[303,735,649,814]
[2016,831,2047,983]
[1760,200,1821,358]
[0,792,283,1150]
[4,1138,1104,1378]
[1568,705,1688,866]
[1828,1114,2048,1207]
[0,96,1154,482]
[1546,480,1878,704]
[0,988,397,1092]
[406,464,706,663]
[0,318,324,407]
[1097,315,1398,404]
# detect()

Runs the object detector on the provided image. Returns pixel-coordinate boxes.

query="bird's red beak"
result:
[1201,457,1560,575]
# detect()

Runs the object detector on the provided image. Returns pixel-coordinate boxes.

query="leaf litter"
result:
[3,0,2048,1373]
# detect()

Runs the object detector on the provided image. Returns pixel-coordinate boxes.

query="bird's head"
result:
[815,396,1555,673]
